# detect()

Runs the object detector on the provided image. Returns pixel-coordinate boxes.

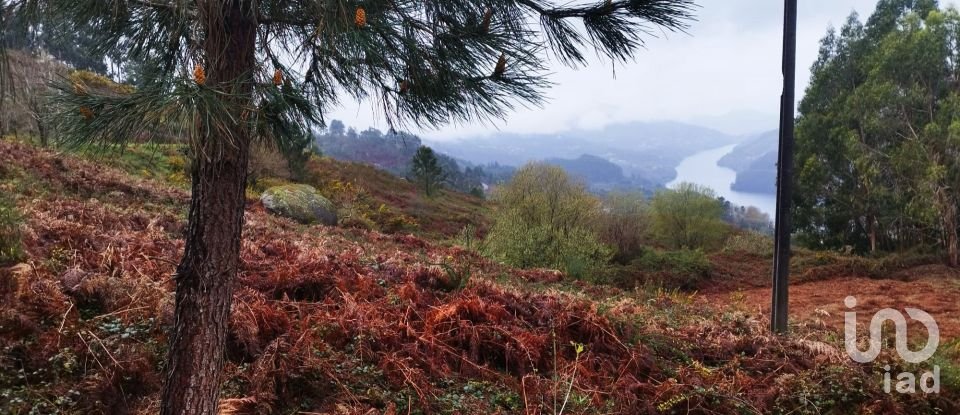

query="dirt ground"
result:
[703,264,960,341]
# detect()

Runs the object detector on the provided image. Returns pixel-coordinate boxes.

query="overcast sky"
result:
[329,1,888,140]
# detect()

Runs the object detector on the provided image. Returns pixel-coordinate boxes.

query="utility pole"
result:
[772,0,797,334]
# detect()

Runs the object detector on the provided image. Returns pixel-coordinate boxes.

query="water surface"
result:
[667,144,777,217]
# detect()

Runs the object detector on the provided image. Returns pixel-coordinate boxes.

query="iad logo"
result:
[844,296,940,394]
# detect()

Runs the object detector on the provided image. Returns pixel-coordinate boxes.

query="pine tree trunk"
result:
[159,2,256,414]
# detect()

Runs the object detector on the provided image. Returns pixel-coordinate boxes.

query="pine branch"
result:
[5,0,696,143]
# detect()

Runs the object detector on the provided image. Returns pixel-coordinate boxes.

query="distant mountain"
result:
[427,120,741,189]
[687,111,778,136]
[544,154,654,192]
[718,130,778,194]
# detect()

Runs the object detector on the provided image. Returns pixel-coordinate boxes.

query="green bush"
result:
[484,164,612,276]
[650,183,728,251]
[631,248,711,290]
[485,216,611,277]
[0,195,25,265]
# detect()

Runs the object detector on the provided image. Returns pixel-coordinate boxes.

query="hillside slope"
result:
[0,139,954,414]
[717,130,778,195]
[430,121,740,187]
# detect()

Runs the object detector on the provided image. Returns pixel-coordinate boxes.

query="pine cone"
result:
[273,69,283,86]
[193,64,206,85]
[79,106,95,120]
[355,7,367,28]
[481,8,493,33]
[493,53,507,78]
[399,80,410,94]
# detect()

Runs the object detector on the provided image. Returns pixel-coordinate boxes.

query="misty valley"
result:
[1,0,958,414]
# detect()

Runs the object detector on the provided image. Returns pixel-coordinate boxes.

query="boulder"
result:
[260,184,338,225]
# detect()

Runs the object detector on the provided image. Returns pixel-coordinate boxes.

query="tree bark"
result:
[159,2,256,414]
[942,194,959,268]
[947,225,958,268]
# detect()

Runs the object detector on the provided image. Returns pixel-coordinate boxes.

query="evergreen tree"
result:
[410,145,446,196]
[328,119,345,136]
[795,1,960,265]
[1,1,694,413]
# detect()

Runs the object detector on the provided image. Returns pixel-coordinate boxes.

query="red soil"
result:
[704,266,960,341]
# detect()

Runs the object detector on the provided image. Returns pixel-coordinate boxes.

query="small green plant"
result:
[557,342,585,415]
[433,256,473,292]
[0,194,24,265]
[427,224,492,291]
[468,187,485,199]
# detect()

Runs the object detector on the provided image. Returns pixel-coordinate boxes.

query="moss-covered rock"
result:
[260,184,337,225]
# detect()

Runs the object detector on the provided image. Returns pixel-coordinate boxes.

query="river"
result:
[667,144,778,217]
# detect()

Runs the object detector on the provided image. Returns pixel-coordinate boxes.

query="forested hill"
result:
[313,121,512,194]
[717,130,778,194]
[428,120,742,187]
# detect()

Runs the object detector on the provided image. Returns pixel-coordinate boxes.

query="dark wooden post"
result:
[772,0,798,334]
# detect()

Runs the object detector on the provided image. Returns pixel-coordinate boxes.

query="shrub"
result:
[484,164,611,275]
[248,176,292,196]
[249,142,293,185]
[632,248,711,290]
[723,231,774,257]
[650,183,729,251]
[485,214,611,277]
[597,191,650,263]
[469,187,485,199]
[0,195,25,265]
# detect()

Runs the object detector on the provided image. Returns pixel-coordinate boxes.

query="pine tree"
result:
[410,145,446,196]
[0,1,694,414]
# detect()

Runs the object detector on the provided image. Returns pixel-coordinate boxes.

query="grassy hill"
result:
[55,141,489,241]
[0,138,956,414]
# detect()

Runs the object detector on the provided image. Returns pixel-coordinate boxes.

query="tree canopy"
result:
[1,0,695,145]
[794,0,960,265]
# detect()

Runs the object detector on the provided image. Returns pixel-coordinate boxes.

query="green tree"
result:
[650,183,727,250]
[484,163,611,274]
[795,2,960,265]
[410,145,446,196]
[1,1,693,413]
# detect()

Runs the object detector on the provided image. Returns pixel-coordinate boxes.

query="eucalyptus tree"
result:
[1,1,695,413]
[795,1,960,264]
